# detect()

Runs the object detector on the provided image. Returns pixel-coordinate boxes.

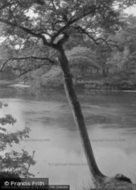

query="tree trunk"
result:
[57,46,105,185]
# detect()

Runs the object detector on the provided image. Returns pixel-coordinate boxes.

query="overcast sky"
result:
[125,5,136,15]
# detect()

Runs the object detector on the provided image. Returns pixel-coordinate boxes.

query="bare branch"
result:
[17,62,50,77]
[0,19,50,46]
[51,4,96,44]
[0,56,56,73]
[70,4,96,25]
[0,59,11,71]
[73,25,119,50]
[10,56,56,65]
[74,26,99,45]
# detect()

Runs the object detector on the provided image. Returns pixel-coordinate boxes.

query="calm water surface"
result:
[0,83,136,189]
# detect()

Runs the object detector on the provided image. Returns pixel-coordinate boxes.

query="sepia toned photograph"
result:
[0,0,136,189]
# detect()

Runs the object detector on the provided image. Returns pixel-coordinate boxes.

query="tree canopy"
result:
[1,0,136,188]
[0,0,135,50]
[0,0,136,79]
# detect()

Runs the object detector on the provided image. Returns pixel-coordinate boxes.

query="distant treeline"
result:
[0,71,16,80]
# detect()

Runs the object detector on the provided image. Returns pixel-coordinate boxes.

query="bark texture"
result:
[57,46,105,186]
[57,45,135,189]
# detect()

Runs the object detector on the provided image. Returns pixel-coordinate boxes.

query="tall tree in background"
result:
[0,0,135,187]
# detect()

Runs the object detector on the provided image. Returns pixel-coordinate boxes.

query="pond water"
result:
[0,82,136,190]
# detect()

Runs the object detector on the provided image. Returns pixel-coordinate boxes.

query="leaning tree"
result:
[0,0,135,188]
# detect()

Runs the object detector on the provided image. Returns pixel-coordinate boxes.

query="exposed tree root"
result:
[93,174,135,190]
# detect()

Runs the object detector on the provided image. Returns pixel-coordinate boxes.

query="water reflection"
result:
[0,84,136,189]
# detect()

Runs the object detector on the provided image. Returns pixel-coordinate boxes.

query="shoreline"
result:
[1,79,136,93]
